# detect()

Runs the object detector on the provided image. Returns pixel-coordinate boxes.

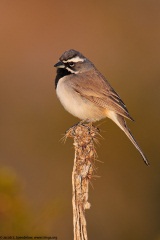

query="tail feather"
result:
[107,110,149,165]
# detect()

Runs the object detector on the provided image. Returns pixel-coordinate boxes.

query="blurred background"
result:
[0,0,160,239]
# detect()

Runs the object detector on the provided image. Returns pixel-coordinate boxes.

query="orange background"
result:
[0,0,160,239]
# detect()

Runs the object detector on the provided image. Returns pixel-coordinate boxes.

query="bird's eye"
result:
[69,62,75,67]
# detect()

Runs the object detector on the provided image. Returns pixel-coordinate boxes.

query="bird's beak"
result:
[54,61,65,68]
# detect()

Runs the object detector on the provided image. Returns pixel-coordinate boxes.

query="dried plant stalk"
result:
[66,123,99,240]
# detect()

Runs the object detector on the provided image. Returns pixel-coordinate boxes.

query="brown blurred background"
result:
[0,0,160,239]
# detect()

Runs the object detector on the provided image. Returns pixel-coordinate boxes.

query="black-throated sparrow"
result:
[54,49,148,165]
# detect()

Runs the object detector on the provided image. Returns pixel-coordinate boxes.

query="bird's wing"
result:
[69,69,134,121]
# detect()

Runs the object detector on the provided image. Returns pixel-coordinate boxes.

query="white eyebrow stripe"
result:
[63,56,85,63]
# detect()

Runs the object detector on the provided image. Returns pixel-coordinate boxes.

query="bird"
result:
[54,49,149,165]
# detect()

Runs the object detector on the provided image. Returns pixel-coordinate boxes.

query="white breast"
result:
[56,76,85,119]
[56,76,105,121]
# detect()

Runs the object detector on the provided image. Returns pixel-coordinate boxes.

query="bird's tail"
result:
[107,110,149,165]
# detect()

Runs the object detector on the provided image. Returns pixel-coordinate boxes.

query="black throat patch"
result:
[55,68,72,89]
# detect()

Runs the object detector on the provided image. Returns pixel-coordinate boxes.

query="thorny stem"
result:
[66,123,99,240]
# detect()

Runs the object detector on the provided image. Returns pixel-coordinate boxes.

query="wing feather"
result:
[69,69,134,121]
